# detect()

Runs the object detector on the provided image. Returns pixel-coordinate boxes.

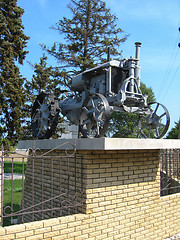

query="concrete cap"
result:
[18,138,180,151]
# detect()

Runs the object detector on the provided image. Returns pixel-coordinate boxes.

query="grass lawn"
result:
[4,161,26,174]
[2,161,27,226]
[3,179,23,226]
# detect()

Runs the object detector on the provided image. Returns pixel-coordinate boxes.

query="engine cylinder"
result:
[71,73,84,91]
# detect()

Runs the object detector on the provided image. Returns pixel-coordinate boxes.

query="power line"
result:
[157,29,180,100]
[158,27,180,102]
[160,62,180,102]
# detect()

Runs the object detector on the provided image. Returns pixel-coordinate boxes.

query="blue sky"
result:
[17,0,180,133]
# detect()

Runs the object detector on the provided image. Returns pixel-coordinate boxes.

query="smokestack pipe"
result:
[134,42,142,88]
[135,42,141,60]
[107,47,110,61]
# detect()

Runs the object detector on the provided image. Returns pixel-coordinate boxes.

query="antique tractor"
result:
[31,42,170,139]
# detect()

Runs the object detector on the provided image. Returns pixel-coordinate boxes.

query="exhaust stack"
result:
[135,42,141,60]
[135,42,141,88]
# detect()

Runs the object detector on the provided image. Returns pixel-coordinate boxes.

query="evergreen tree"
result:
[166,121,179,139]
[25,54,65,120]
[26,55,62,98]
[0,0,29,144]
[24,55,64,139]
[40,0,159,139]
[42,0,128,85]
[36,0,129,138]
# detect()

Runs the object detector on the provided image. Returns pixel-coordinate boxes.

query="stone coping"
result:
[18,138,180,151]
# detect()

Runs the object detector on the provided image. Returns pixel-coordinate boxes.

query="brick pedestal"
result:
[0,138,179,240]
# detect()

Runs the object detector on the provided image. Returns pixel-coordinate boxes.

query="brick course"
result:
[0,148,180,239]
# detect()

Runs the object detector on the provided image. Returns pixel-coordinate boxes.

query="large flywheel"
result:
[138,102,170,139]
[31,91,60,139]
[79,93,111,138]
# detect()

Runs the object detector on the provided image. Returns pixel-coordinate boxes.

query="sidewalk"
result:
[4,173,23,180]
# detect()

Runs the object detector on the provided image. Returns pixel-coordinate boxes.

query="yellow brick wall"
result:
[20,152,83,223]
[0,149,180,239]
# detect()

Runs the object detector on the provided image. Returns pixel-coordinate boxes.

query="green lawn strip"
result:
[2,161,26,226]
[4,161,26,174]
[3,179,23,226]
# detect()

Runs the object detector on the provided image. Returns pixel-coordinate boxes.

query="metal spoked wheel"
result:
[31,91,60,139]
[138,102,170,139]
[79,93,111,138]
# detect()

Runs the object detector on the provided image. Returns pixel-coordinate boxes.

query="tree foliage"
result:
[0,0,29,144]
[166,121,180,139]
[108,83,156,138]
[42,0,128,86]
[25,55,63,99]
[40,0,157,139]
[24,55,65,139]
